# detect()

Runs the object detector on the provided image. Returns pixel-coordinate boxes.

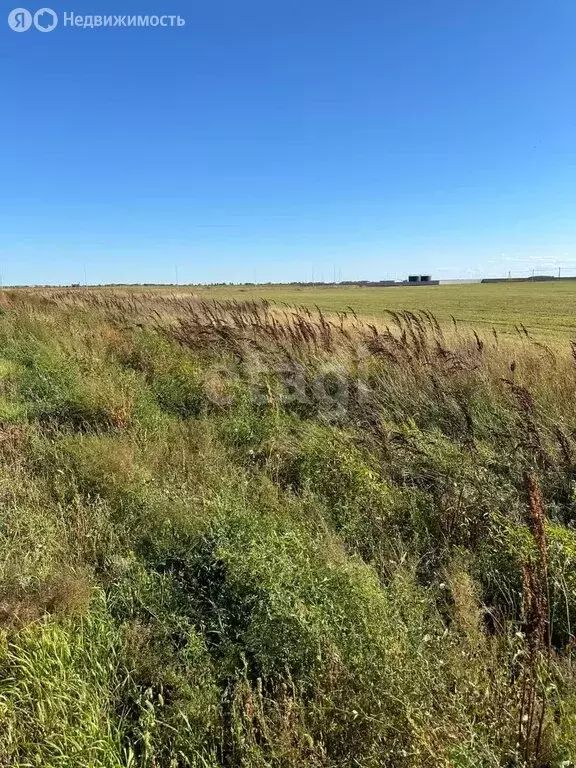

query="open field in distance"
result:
[50,280,576,341]
[189,281,576,340]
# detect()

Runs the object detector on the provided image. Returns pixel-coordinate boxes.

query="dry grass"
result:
[0,288,575,766]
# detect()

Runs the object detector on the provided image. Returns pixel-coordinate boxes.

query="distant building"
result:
[406,275,438,285]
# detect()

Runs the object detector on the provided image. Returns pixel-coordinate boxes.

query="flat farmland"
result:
[118,280,576,340]
[201,281,576,340]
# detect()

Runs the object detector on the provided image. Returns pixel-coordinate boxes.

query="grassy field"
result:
[0,288,576,767]
[85,280,576,341]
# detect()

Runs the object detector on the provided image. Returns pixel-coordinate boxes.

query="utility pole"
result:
[175,265,179,286]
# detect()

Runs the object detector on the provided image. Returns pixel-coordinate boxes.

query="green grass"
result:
[0,288,576,766]
[198,281,576,340]
[21,279,576,339]
[85,280,576,341]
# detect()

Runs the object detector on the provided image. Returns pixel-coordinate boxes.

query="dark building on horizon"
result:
[407,275,437,285]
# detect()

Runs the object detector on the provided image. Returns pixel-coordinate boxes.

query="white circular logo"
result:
[34,7,57,31]
[8,8,32,31]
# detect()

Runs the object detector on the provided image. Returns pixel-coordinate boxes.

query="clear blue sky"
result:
[2,0,576,285]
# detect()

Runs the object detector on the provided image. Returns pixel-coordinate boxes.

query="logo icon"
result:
[34,7,57,31]
[8,8,33,31]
